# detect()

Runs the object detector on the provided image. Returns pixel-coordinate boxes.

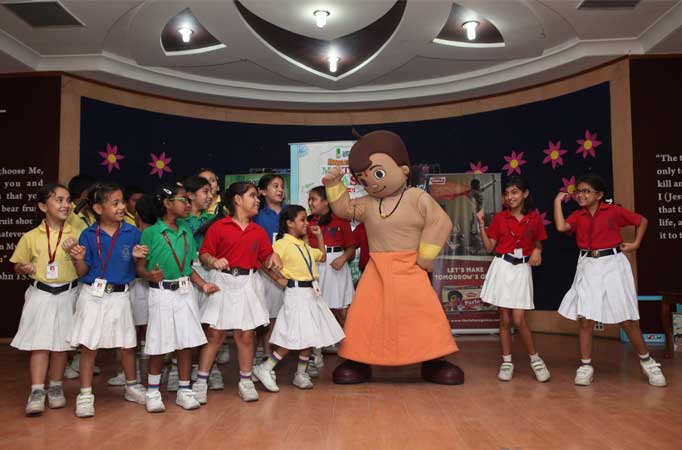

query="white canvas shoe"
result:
[252,364,279,392]
[530,358,551,383]
[192,382,208,405]
[497,362,514,382]
[574,364,594,386]
[124,384,147,405]
[293,373,314,389]
[75,393,95,418]
[47,385,66,409]
[640,358,667,387]
[238,380,259,402]
[145,390,165,413]
[175,389,200,410]
[25,389,46,416]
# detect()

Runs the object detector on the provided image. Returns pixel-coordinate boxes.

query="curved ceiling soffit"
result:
[234,0,407,82]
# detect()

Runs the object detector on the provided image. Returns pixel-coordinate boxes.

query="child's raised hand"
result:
[146,263,164,283]
[309,225,323,237]
[529,248,542,267]
[212,258,229,271]
[620,242,639,253]
[202,283,220,295]
[324,166,344,185]
[264,253,282,271]
[331,256,346,271]
[555,192,569,203]
[476,209,485,225]
[16,262,36,275]
[61,237,78,253]
[132,245,148,259]
[69,245,86,261]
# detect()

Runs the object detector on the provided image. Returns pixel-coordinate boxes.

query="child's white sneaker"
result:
[208,366,224,390]
[47,385,66,409]
[75,393,95,418]
[497,362,514,381]
[25,389,46,416]
[124,384,147,404]
[531,358,551,383]
[166,365,179,392]
[574,364,594,386]
[238,380,259,402]
[192,382,208,405]
[217,345,230,364]
[306,361,320,378]
[640,358,667,387]
[107,370,126,386]
[252,364,279,392]
[293,373,314,389]
[175,389,200,410]
[145,390,165,413]
[190,364,199,382]
[312,348,324,368]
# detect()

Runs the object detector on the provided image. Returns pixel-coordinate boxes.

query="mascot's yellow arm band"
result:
[419,243,442,260]
[326,183,346,203]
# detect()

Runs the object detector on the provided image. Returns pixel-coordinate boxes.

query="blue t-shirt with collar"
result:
[79,222,141,285]
[253,204,284,244]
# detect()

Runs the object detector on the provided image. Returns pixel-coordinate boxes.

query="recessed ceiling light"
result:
[178,27,193,43]
[314,10,330,28]
[462,21,479,41]
[328,49,340,73]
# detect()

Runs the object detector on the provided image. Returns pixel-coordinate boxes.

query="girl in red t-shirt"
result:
[478,176,551,383]
[555,173,666,387]
[192,182,282,403]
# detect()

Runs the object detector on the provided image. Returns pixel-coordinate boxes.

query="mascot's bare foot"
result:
[333,360,372,384]
[421,359,464,385]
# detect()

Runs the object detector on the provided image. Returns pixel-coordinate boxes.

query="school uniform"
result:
[140,219,207,355]
[308,214,356,309]
[10,221,81,352]
[123,210,137,227]
[66,202,96,236]
[269,234,345,350]
[254,204,285,318]
[559,203,642,324]
[180,211,213,308]
[480,210,547,310]
[69,222,139,350]
[199,216,272,330]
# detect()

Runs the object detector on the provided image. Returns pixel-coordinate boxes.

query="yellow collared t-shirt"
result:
[272,234,323,281]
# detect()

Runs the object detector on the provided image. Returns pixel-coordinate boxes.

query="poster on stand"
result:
[427,173,503,334]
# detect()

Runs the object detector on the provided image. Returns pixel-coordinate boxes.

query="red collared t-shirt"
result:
[200,216,273,269]
[307,214,356,249]
[486,210,547,256]
[565,203,642,250]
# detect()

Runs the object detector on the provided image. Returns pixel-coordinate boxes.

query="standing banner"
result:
[427,173,503,334]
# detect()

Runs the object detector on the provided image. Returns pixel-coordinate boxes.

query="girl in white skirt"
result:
[136,183,220,413]
[10,183,81,416]
[191,182,283,403]
[67,182,148,418]
[253,205,345,391]
[555,173,666,387]
[478,176,550,383]
[253,174,287,360]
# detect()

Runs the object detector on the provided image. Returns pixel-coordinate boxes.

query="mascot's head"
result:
[348,130,410,199]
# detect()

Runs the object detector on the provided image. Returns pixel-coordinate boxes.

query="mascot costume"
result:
[324,130,464,385]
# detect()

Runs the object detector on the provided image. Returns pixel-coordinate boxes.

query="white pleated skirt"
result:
[259,271,285,319]
[145,282,208,355]
[192,263,210,309]
[270,287,345,350]
[318,250,355,309]
[69,285,137,350]
[129,278,149,326]
[201,270,270,331]
[480,256,534,310]
[558,252,639,324]
[11,283,78,352]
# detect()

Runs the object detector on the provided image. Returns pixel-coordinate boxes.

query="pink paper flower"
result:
[466,161,488,174]
[98,143,124,174]
[502,151,526,176]
[560,176,577,202]
[148,152,173,178]
[535,209,551,226]
[542,140,567,170]
[576,130,602,159]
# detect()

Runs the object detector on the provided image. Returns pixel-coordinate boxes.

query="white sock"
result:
[529,353,541,363]
[639,353,650,361]
[580,358,592,365]
[49,380,62,388]
[80,387,92,395]
[148,373,161,391]
[178,380,190,390]
[502,354,512,363]
[262,352,282,371]
[31,384,45,392]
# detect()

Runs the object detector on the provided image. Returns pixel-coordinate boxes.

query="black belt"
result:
[32,280,78,295]
[287,280,314,288]
[149,281,182,291]
[326,246,343,253]
[495,253,529,265]
[580,247,621,258]
[85,282,128,293]
[221,267,254,276]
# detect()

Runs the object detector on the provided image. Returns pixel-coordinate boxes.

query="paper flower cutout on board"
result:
[466,161,489,174]
[560,176,577,202]
[99,143,124,174]
[149,152,173,178]
[542,140,567,170]
[502,151,526,176]
[535,209,552,226]
[576,130,602,159]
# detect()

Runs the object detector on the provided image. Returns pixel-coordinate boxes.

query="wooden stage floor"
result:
[0,334,679,450]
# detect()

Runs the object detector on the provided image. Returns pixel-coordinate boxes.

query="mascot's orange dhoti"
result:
[325,130,464,385]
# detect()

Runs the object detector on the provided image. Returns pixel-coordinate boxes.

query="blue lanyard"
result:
[188,216,207,235]
[294,244,314,279]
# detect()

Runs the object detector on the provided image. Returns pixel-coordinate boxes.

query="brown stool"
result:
[660,291,682,358]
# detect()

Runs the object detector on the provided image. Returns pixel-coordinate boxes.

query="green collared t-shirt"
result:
[140,219,197,279]
[178,211,213,250]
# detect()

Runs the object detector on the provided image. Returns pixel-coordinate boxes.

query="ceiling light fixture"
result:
[178,27,193,43]
[462,21,479,41]
[328,49,340,73]
[314,10,330,28]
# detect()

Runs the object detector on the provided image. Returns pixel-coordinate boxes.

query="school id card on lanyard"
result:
[45,222,63,280]
[162,230,191,294]
[91,223,121,297]
[294,243,321,297]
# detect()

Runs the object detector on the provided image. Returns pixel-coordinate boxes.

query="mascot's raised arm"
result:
[324,130,464,385]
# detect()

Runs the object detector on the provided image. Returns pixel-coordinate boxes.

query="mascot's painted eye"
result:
[374,169,386,180]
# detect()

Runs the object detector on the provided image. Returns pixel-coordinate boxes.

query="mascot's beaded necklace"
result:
[378,187,407,219]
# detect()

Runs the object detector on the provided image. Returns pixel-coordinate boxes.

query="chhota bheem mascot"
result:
[324,130,464,385]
